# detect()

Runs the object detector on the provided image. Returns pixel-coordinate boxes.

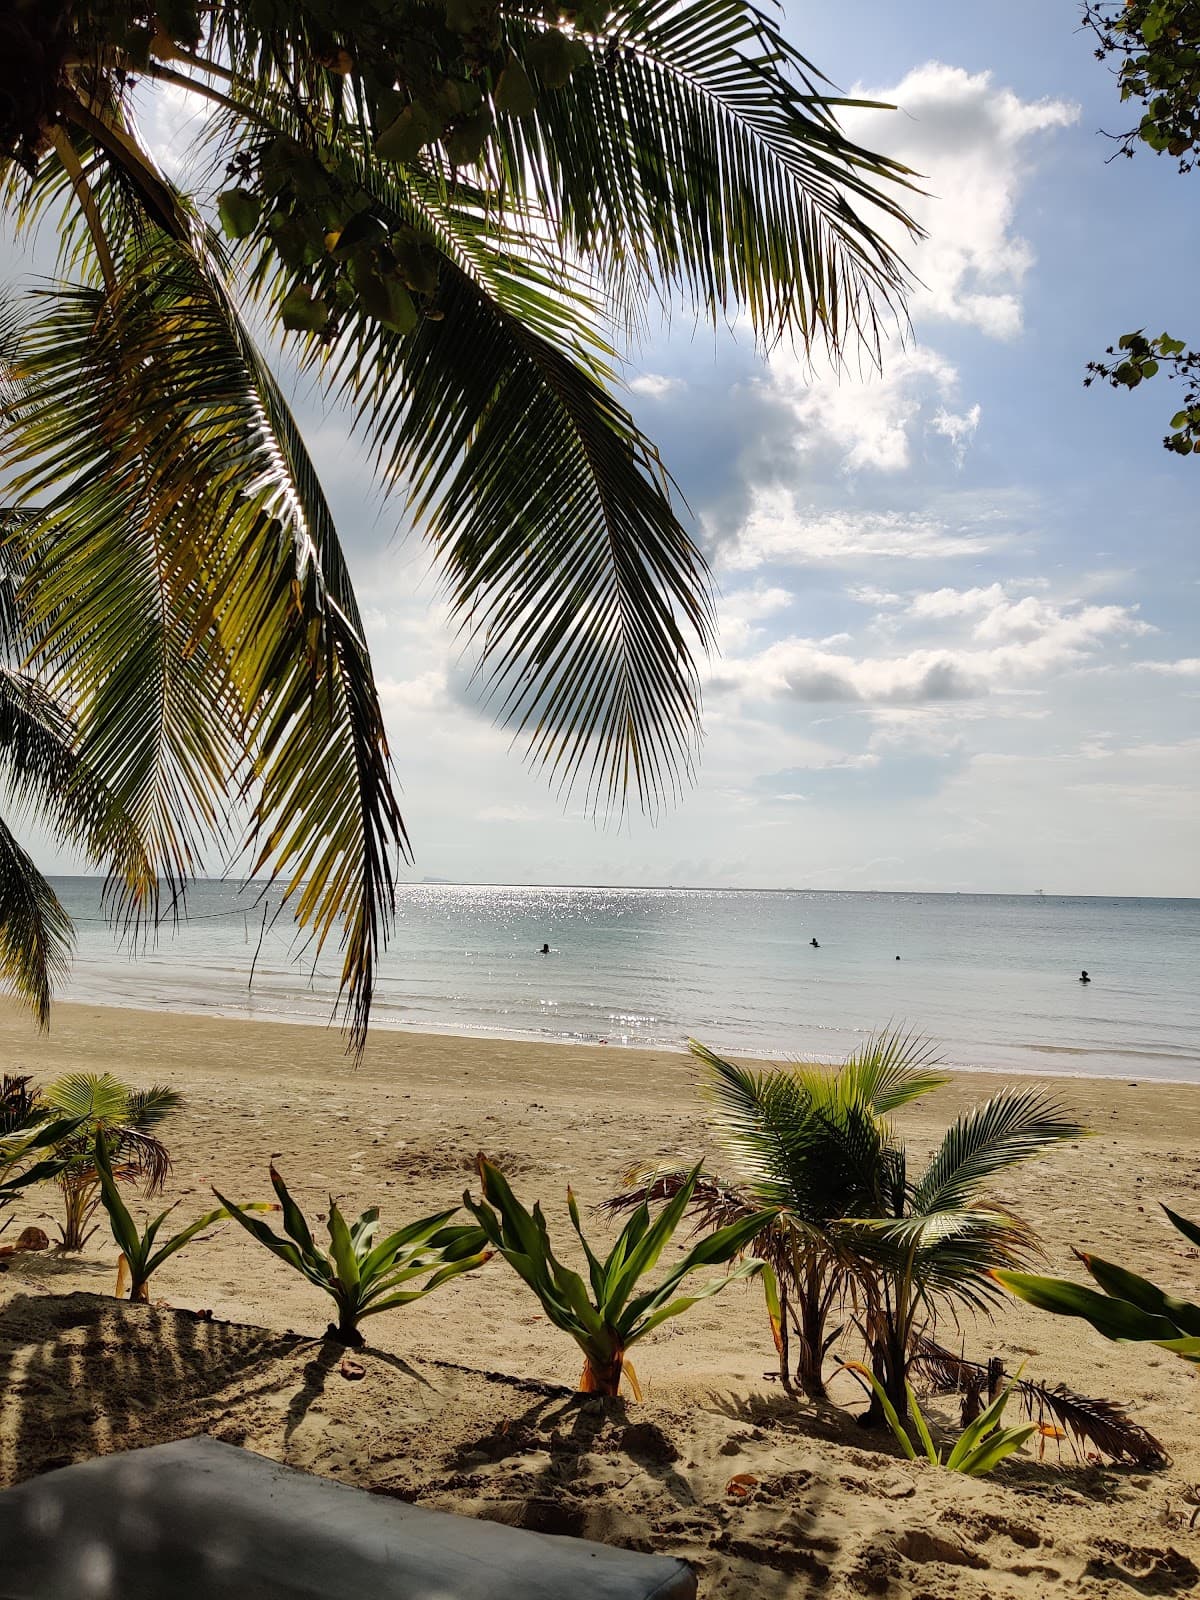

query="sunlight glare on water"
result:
[50,879,1200,1081]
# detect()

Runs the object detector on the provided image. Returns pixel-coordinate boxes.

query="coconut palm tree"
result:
[612,1035,1083,1413]
[41,1070,181,1251]
[0,2,918,1045]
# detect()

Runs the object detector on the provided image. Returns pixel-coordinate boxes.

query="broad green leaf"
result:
[955,1425,1037,1477]
[995,1270,1183,1342]
[326,1200,360,1288]
[1081,1252,1200,1336]
[1163,1206,1200,1250]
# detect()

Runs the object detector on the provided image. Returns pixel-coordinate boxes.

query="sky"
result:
[15,2,1200,894]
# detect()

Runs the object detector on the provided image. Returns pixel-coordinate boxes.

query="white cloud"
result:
[848,63,1079,339]
[1137,657,1200,676]
[628,373,685,399]
[930,403,982,464]
[722,585,793,620]
[768,345,963,473]
[734,64,1076,485]
[907,583,1007,620]
[133,80,217,184]
[722,491,996,571]
[379,670,449,714]
[716,584,794,650]
[711,595,1150,706]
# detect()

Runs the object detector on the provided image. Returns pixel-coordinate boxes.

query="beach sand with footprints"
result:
[3,1001,1200,1597]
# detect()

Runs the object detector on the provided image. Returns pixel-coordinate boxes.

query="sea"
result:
[43,878,1200,1083]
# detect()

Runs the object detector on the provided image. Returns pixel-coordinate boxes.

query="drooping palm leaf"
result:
[912,1091,1086,1216]
[2,238,406,1045]
[493,0,920,351]
[0,818,72,1025]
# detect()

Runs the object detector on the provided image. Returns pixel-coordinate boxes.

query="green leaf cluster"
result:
[216,1167,490,1344]
[0,1076,81,1211]
[1085,328,1200,454]
[844,1361,1037,1477]
[465,1157,773,1395]
[997,1207,1200,1366]
[1087,1,1200,166]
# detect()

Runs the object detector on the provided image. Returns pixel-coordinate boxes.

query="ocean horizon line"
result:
[43,875,1200,905]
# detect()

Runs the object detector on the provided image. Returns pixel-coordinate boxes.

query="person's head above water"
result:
[540,943,550,954]
[810,937,819,947]
[1080,969,1090,982]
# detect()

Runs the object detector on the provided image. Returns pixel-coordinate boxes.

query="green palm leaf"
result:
[0,818,72,1025]
[912,1090,1084,1215]
[494,0,920,351]
[3,237,405,1047]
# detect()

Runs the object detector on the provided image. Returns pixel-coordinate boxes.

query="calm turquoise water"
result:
[45,879,1200,1081]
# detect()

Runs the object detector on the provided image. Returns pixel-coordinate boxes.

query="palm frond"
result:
[910,1335,1167,1469]
[912,1091,1084,1215]
[2,232,406,1048]
[692,1041,824,1209]
[494,0,920,354]
[0,1075,43,1136]
[0,819,72,1025]
[0,663,158,921]
[840,1026,948,1112]
[107,1126,173,1195]
[305,179,714,815]
[43,1072,134,1124]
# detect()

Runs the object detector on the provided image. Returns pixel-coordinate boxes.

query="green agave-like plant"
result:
[844,1360,1036,1476]
[216,1167,490,1345]
[466,1157,774,1398]
[94,1132,274,1304]
[997,1206,1200,1366]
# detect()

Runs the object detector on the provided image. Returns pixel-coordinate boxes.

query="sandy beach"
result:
[3,999,1200,1597]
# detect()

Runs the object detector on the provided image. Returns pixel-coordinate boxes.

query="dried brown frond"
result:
[910,1334,1167,1469]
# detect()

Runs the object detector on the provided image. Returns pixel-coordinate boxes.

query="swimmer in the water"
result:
[1080,969,1090,983]
[810,938,820,948]
[540,943,550,954]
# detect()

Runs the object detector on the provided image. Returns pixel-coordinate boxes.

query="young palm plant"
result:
[844,1090,1085,1416]
[216,1167,490,1345]
[467,1157,773,1398]
[42,1071,180,1251]
[612,1036,1083,1415]
[608,1031,950,1398]
[1,1,919,1045]
[93,1133,275,1303]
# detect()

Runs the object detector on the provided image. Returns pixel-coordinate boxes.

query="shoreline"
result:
[43,992,1200,1086]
